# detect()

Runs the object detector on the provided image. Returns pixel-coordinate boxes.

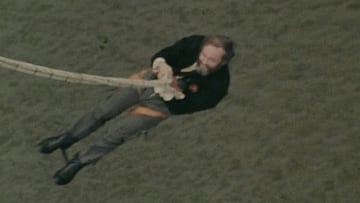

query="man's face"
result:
[197,44,226,75]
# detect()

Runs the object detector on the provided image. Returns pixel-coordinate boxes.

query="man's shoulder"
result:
[186,34,205,39]
[218,65,230,77]
[178,34,205,43]
[216,65,231,85]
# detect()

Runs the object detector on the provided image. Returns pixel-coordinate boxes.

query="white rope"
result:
[0,56,185,101]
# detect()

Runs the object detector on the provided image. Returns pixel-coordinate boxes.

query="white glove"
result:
[152,57,173,82]
[152,57,185,101]
[153,86,185,101]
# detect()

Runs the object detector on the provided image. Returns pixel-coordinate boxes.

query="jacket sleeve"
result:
[151,35,204,72]
[167,74,230,114]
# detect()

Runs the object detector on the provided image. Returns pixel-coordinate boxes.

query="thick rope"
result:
[0,56,184,100]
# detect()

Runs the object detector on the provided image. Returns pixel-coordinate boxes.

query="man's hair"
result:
[202,35,235,64]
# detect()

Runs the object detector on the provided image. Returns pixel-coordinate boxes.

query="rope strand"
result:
[0,56,184,101]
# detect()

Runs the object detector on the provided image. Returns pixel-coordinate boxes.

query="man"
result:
[38,34,235,185]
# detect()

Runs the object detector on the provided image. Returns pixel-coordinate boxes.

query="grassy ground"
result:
[0,0,359,202]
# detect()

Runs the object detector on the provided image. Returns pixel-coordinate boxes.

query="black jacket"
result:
[151,35,230,114]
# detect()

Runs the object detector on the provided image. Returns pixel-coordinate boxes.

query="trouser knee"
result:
[92,106,112,123]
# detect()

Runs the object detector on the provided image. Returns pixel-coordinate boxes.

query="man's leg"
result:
[80,114,166,163]
[38,88,140,154]
[69,88,140,139]
[53,114,167,185]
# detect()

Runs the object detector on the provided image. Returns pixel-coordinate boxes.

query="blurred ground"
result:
[0,0,359,202]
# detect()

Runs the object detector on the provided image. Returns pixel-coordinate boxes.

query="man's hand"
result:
[152,57,173,81]
[152,57,185,100]
[129,69,151,80]
[152,58,183,91]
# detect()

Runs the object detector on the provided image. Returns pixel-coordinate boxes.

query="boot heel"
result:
[38,132,76,154]
[53,153,87,185]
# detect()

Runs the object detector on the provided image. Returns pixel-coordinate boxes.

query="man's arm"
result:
[128,68,151,80]
[166,67,230,114]
[167,84,228,114]
[151,35,204,72]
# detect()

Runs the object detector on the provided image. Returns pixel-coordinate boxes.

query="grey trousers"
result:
[67,78,170,163]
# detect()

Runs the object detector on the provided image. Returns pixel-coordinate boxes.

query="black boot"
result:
[53,155,88,185]
[38,132,78,154]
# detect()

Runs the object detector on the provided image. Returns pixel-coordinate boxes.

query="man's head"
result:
[197,35,235,75]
